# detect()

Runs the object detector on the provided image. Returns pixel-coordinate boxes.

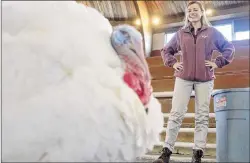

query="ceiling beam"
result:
[106,17,136,21]
[109,20,135,27]
[135,1,153,57]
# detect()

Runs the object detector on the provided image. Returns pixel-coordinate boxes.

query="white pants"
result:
[164,77,214,152]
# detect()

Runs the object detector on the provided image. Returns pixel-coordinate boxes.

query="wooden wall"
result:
[147,40,250,92]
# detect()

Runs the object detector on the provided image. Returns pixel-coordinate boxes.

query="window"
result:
[235,31,250,40]
[163,19,249,44]
[234,18,249,40]
[214,24,233,41]
[165,32,175,44]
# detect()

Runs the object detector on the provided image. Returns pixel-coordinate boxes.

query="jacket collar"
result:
[183,24,208,33]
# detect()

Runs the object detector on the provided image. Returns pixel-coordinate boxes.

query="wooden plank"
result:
[150,66,174,79]
[151,73,250,92]
[158,97,215,113]
[163,123,216,128]
[215,57,249,74]
[160,132,216,144]
[146,55,163,67]
[150,50,161,57]
[152,76,175,92]
[146,55,181,67]
[149,56,249,80]
[164,116,216,124]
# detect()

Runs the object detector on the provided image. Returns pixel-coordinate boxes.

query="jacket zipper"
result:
[185,27,207,81]
[194,33,196,81]
[189,31,196,81]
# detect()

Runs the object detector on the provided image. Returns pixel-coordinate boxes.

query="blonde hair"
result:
[182,1,211,29]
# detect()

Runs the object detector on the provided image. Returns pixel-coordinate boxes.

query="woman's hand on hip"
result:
[173,62,183,72]
[205,60,218,71]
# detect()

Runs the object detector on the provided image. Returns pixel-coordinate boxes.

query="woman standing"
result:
[153,1,235,163]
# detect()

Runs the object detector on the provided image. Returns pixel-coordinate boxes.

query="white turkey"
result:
[2,1,164,162]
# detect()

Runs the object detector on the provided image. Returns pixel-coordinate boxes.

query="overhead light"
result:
[152,16,160,25]
[206,9,213,16]
[135,19,141,26]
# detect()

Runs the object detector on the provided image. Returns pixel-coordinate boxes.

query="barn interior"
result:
[79,1,250,162]
[2,1,249,162]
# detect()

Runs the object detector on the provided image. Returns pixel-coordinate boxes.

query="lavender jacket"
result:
[161,25,235,82]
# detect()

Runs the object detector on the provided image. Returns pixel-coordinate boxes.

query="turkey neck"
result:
[115,46,151,82]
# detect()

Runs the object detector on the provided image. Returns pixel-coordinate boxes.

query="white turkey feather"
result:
[2,1,164,162]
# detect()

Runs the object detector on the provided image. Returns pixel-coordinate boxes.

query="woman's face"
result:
[187,3,203,23]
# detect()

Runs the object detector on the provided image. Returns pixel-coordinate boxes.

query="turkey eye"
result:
[121,31,129,38]
[121,30,127,35]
